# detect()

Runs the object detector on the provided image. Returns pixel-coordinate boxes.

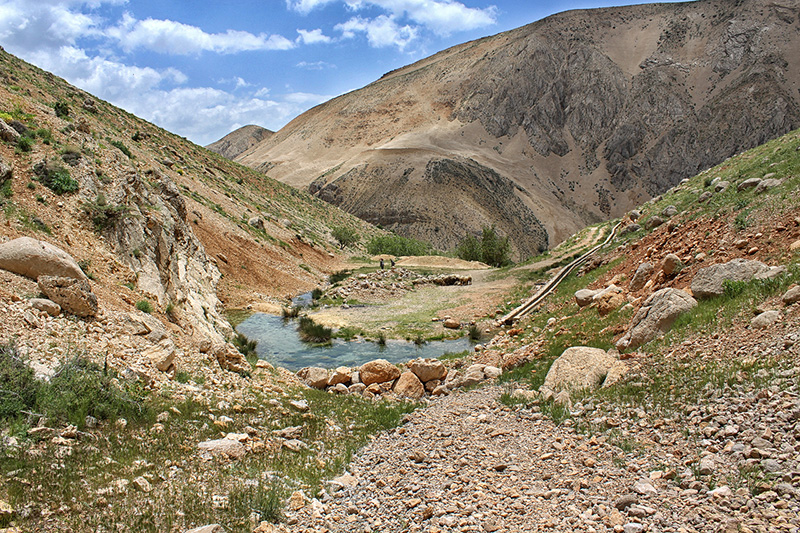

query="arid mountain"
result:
[235,0,800,260]
[206,124,273,160]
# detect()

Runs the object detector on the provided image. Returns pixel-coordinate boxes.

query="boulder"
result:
[29,297,61,316]
[37,275,97,317]
[541,347,626,393]
[327,366,351,386]
[782,285,800,304]
[697,191,712,203]
[691,259,770,299]
[248,216,265,230]
[661,254,682,277]
[142,339,176,372]
[662,205,677,217]
[212,343,250,374]
[755,178,782,194]
[408,358,446,383]
[443,317,461,329]
[296,366,329,388]
[393,371,425,400]
[628,210,641,221]
[618,223,641,236]
[714,181,729,193]
[646,216,664,230]
[461,364,486,387]
[0,157,11,182]
[360,359,401,386]
[737,178,762,191]
[575,289,599,307]
[0,120,21,142]
[444,369,462,390]
[122,311,167,342]
[596,291,627,316]
[629,262,653,292]
[616,288,697,350]
[0,237,87,281]
[751,310,780,329]
[197,438,246,460]
[484,365,502,379]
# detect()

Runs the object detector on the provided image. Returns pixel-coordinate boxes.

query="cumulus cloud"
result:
[291,0,496,42]
[296,28,332,45]
[336,15,417,50]
[108,14,295,54]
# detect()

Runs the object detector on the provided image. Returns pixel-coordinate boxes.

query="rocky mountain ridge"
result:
[233,0,800,259]
[206,125,273,160]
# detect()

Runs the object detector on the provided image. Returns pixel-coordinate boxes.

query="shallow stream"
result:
[236,313,472,371]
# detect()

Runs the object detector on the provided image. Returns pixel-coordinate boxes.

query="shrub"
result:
[53,101,70,118]
[81,193,130,231]
[33,159,79,195]
[0,177,11,199]
[34,128,53,144]
[136,300,153,313]
[110,140,133,158]
[232,332,258,367]
[311,288,323,300]
[282,306,301,319]
[366,234,433,256]
[468,324,482,341]
[297,316,332,344]
[456,225,512,267]
[331,226,359,249]
[0,341,39,420]
[36,357,149,428]
[329,270,351,284]
[15,136,33,153]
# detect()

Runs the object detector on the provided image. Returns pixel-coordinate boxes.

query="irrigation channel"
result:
[236,293,473,371]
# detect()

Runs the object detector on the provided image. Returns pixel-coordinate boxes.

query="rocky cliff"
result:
[206,124,272,160]
[235,0,800,259]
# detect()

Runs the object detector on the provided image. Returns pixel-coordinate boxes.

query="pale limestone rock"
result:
[297,366,329,389]
[0,237,87,280]
[37,275,97,317]
[617,288,697,350]
[691,259,770,298]
[408,358,446,383]
[542,347,626,393]
[142,339,175,372]
[327,366,352,386]
[29,298,60,316]
[197,438,246,459]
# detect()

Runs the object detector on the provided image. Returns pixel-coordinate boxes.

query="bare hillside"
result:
[206,124,273,160]
[236,0,800,260]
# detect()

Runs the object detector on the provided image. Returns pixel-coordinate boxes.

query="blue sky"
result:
[0,0,688,145]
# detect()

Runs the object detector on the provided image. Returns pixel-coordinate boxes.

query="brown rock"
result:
[197,438,246,459]
[297,366,329,389]
[661,253,682,277]
[37,275,97,317]
[212,343,250,374]
[142,339,176,372]
[443,317,461,329]
[327,366,352,386]
[360,359,401,386]
[408,358,446,383]
[393,371,425,400]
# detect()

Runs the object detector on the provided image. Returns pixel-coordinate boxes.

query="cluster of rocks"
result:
[296,358,500,401]
[325,269,471,304]
[0,237,98,317]
[696,173,783,204]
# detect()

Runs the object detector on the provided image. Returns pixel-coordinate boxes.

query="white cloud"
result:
[296,28,332,45]
[108,14,295,54]
[291,0,496,38]
[297,60,336,70]
[336,15,417,50]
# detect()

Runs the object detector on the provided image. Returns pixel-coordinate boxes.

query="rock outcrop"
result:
[690,259,771,299]
[37,275,98,317]
[617,288,697,350]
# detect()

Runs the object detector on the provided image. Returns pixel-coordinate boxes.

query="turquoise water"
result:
[236,313,472,371]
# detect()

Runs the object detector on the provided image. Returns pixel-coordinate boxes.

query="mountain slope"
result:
[236,0,800,260]
[206,124,273,160]
[0,49,381,351]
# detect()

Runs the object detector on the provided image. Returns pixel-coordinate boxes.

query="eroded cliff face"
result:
[236,0,800,258]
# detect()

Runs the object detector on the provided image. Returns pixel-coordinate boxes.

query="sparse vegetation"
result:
[232,332,259,367]
[297,316,333,344]
[81,192,130,231]
[53,101,70,118]
[332,226,359,249]
[110,139,133,158]
[135,300,153,314]
[33,158,78,195]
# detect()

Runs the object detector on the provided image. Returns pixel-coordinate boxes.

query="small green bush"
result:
[37,357,149,428]
[311,287,323,300]
[329,270,351,284]
[0,342,39,420]
[298,316,332,344]
[110,140,133,158]
[81,193,130,231]
[136,300,153,314]
[53,101,70,118]
[332,226,359,249]
[232,332,258,367]
[33,159,79,195]
[15,136,33,153]
[468,324,482,341]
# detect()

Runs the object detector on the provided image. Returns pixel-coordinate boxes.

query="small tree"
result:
[456,225,512,268]
[331,226,359,249]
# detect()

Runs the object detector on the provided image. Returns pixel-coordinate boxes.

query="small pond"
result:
[236,313,473,371]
